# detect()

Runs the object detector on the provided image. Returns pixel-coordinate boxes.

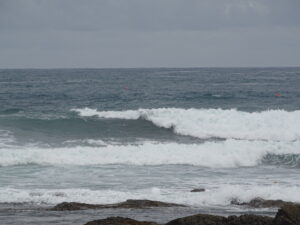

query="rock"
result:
[84,217,160,225]
[231,197,295,208]
[166,214,226,225]
[84,206,300,225]
[165,214,273,225]
[274,204,300,225]
[51,199,186,211]
[190,188,205,192]
[51,202,101,211]
[113,199,185,208]
[227,215,273,225]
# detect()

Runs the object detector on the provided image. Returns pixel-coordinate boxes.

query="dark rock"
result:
[82,204,300,225]
[227,215,273,225]
[231,197,295,208]
[166,214,226,225]
[274,204,300,225]
[51,199,186,211]
[166,213,273,225]
[190,188,205,192]
[84,217,160,225]
[113,199,185,208]
[51,202,101,211]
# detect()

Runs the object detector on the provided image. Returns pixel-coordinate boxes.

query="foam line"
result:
[1,140,299,168]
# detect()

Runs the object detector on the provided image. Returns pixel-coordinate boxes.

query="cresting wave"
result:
[0,140,299,168]
[72,108,300,141]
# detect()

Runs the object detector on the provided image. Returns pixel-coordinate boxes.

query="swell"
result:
[0,108,24,115]
[72,107,300,141]
[0,116,176,141]
[0,140,299,168]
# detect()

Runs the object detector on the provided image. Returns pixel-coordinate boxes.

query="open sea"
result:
[0,68,300,225]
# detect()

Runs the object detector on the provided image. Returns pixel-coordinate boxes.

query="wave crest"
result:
[72,108,300,141]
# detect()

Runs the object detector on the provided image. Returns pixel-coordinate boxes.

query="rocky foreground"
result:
[49,198,300,225]
[83,204,299,225]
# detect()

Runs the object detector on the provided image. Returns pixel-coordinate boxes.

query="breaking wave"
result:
[0,140,299,168]
[72,108,300,141]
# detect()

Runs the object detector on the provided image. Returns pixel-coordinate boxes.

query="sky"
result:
[0,0,300,68]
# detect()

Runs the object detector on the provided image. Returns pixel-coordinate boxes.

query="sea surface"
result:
[0,68,299,225]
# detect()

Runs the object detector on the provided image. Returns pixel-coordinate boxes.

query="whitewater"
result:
[72,107,300,141]
[1,139,300,168]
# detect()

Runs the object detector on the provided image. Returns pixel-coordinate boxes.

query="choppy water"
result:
[0,68,300,224]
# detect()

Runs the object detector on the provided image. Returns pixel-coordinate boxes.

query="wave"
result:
[1,184,299,206]
[0,116,176,141]
[1,140,299,168]
[0,108,23,115]
[263,154,300,168]
[72,108,300,141]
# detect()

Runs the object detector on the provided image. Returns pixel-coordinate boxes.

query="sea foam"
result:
[0,139,299,168]
[1,184,300,206]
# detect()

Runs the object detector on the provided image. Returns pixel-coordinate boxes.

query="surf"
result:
[1,139,299,168]
[72,107,300,141]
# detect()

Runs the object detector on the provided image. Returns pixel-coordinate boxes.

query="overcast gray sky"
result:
[0,0,300,68]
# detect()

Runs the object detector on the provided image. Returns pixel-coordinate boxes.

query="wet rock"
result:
[113,199,185,208]
[51,202,100,211]
[227,215,273,225]
[231,197,295,208]
[82,204,300,225]
[83,206,300,225]
[166,214,226,225]
[51,199,186,211]
[190,188,205,192]
[84,217,160,225]
[274,204,300,225]
[166,214,273,225]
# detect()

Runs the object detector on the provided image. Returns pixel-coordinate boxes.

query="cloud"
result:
[1,27,299,68]
[0,0,299,67]
[0,0,299,31]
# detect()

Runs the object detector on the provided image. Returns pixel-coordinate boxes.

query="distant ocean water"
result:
[0,68,300,224]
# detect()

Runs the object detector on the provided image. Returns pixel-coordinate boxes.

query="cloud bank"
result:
[0,0,299,68]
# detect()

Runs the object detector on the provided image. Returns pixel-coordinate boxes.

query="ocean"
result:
[0,68,299,225]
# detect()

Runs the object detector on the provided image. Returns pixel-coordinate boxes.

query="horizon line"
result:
[1,66,300,70]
